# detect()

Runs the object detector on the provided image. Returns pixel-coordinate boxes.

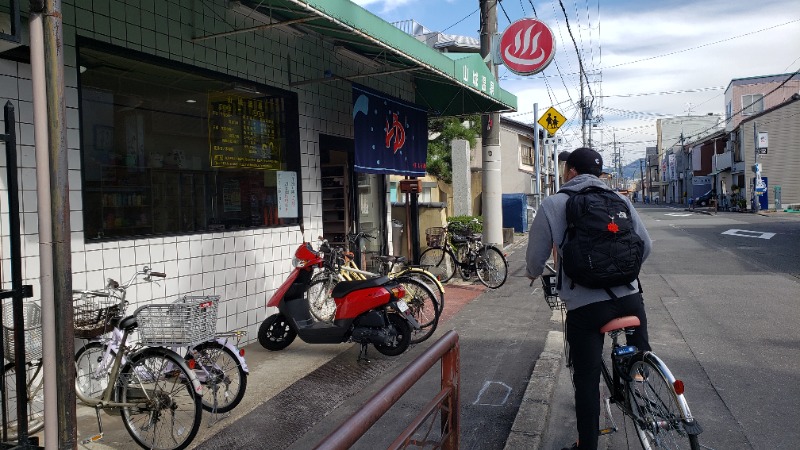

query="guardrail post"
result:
[442,338,460,450]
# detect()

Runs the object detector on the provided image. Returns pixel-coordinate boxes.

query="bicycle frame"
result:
[74,325,202,409]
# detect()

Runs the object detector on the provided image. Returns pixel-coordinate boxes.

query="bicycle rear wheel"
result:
[307,272,338,322]
[419,248,457,283]
[627,358,700,449]
[186,341,247,413]
[395,276,440,344]
[75,341,113,399]
[118,348,202,450]
[1,360,45,440]
[475,245,508,288]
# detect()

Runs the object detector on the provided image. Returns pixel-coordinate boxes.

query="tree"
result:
[426,115,480,184]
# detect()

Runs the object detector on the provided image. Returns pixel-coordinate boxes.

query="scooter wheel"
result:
[373,313,411,356]
[258,314,296,351]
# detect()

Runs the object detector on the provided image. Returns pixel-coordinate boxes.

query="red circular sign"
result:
[499,19,556,75]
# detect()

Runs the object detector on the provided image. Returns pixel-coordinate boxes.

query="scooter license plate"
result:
[396,301,409,312]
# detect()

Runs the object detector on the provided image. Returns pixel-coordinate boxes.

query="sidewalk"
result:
[60,281,488,450]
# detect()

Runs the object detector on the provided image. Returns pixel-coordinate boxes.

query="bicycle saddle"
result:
[600,316,640,333]
[118,315,138,331]
[377,255,407,264]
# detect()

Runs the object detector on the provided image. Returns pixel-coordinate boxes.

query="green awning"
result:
[237,0,517,116]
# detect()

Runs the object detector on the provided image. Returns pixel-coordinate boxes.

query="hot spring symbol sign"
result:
[499,18,556,76]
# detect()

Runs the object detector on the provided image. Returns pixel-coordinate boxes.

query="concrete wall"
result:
[0,1,416,344]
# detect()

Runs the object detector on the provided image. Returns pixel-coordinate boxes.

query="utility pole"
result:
[480,0,502,245]
[753,122,760,213]
[640,158,645,202]
[533,103,541,208]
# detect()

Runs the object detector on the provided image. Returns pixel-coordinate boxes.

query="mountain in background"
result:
[605,158,647,181]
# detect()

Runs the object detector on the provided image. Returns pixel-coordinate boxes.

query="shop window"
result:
[78,41,300,240]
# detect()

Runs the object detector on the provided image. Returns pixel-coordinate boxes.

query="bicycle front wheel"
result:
[419,248,457,283]
[395,276,440,345]
[186,341,248,413]
[118,348,202,450]
[1,360,45,440]
[628,359,700,450]
[475,245,508,288]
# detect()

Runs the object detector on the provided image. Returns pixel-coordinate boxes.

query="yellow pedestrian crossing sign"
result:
[538,107,566,135]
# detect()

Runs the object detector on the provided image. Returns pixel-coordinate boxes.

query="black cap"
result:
[565,147,603,176]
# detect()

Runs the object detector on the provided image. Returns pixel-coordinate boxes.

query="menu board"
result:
[209,94,282,169]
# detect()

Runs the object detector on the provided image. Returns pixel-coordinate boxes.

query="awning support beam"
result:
[192,16,315,42]
[289,67,421,87]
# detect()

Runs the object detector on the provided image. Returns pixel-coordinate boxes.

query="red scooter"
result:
[258,240,419,360]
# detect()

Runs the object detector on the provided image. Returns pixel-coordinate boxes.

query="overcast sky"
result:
[353,0,800,163]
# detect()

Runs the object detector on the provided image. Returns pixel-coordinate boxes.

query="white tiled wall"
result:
[0,1,415,345]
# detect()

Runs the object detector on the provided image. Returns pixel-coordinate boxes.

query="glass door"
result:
[356,172,386,271]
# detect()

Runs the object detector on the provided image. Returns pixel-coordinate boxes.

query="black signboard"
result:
[209,94,282,169]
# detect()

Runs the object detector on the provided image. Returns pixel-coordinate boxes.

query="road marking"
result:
[664,213,693,217]
[721,229,776,239]
[472,381,512,406]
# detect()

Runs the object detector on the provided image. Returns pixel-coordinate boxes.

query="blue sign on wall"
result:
[352,84,428,176]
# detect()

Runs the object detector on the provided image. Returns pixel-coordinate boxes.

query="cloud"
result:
[357,0,800,161]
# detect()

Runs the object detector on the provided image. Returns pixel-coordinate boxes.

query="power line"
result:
[602,18,800,71]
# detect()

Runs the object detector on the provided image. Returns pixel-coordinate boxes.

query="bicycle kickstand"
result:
[81,405,105,444]
[357,343,371,364]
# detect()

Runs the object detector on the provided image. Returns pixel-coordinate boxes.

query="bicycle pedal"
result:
[82,433,104,444]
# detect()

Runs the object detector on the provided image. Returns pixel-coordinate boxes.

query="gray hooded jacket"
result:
[526,174,652,311]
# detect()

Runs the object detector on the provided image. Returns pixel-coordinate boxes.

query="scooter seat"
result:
[331,276,391,298]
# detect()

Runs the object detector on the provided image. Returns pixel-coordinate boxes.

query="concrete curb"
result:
[504,330,565,450]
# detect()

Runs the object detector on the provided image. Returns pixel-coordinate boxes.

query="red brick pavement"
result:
[438,282,488,324]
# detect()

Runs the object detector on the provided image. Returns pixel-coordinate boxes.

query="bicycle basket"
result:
[541,273,564,310]
[136,295,219,347]
[2,300,43,362]
[425,227,445,247]
[73,290,124,339]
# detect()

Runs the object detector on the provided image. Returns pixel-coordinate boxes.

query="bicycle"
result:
[0,299,45,441]
[74,267,248,418]
[420,222,508,288]
[307,237,441,345]
[69,270,204,449]
[538,265,703,449]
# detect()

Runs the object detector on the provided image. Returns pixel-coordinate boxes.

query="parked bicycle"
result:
[74,267,248,418]
[306,236,441,345]
[0,299,45,440]
[420,222,508,288]
[538,264,702,449]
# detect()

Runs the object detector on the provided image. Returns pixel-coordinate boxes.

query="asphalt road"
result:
[620,205,800,449]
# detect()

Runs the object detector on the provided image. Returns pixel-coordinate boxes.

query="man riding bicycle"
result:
[525,147,654,450]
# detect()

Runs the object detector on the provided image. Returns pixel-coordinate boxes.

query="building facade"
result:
[0,1,514,344]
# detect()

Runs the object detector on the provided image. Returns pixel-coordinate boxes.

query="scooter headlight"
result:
[292,255,306,268]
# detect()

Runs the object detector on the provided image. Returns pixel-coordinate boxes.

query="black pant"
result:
[566,294,651,450]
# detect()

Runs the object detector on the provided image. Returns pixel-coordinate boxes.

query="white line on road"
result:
[721,229,776,239]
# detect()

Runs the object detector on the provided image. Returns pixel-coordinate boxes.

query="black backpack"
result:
[558,186,644,297]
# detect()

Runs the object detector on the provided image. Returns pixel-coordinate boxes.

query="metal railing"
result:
[315,330,460,450]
